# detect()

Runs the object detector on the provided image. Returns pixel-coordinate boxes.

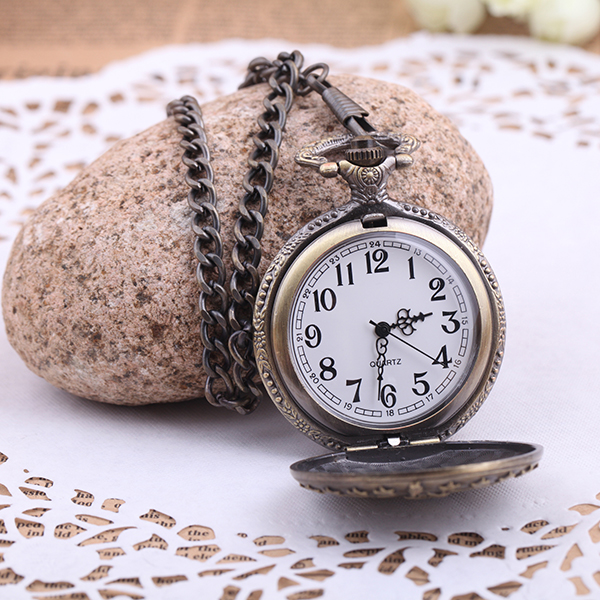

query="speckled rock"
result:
[2,74,493,405]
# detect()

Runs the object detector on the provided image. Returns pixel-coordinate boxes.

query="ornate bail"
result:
[295,132,421,204]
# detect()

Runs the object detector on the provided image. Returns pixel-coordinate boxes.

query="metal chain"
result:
[167,51,330,414]
[166,96,236,408]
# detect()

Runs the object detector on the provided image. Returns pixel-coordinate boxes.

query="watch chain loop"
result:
[167,95,234,409]
[168,51,375,413]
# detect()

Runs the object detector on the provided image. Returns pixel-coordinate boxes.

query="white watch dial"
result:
[287,228,480,429]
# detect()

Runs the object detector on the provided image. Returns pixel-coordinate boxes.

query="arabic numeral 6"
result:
[380,384,397,408]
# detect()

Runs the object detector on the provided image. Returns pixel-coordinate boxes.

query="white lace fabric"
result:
[0,34,599,599]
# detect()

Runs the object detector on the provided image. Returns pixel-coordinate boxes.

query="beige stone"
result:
[2,74,493,405]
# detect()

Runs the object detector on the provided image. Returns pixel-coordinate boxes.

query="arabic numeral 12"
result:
[365,249,389,274]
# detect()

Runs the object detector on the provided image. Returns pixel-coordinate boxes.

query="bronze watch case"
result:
[253,200,542,499]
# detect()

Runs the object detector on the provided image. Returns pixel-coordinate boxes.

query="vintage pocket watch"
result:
[169,51,542,499]
[253,133,542,499]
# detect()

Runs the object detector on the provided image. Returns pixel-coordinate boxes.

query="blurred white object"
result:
[529,0,600,44]
[407,0,486,32]
[408,0,600,45]
[486,0,536,19]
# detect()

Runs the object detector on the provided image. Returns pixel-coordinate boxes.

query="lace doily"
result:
[0,34,599,600]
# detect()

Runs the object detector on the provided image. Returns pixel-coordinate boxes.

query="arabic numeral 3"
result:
[441,310,460,334]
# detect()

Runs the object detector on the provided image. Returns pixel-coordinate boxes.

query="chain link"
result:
[167,51,333,414]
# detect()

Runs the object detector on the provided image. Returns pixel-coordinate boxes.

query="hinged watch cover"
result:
[254,121,543,498]
[290,441,543,499]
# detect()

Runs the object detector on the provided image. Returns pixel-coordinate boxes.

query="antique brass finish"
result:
[254,200,504,449]
[290,442,543,499]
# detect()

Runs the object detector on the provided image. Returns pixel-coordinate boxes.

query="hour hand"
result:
[394,308,432,336]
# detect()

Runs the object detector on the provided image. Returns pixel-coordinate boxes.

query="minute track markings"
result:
[286,228,476,429]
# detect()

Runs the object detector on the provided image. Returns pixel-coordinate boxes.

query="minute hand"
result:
[387,329,439,363]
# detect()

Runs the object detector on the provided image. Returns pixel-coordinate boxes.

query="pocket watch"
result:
[253,133,542,499]
[168,51,542,499]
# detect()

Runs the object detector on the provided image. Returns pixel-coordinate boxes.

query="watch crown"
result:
[345,135,385,167]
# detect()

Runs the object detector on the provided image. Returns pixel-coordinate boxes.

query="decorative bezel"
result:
[253,200,505,451]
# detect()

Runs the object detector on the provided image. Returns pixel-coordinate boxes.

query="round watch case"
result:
[253,199,542,498]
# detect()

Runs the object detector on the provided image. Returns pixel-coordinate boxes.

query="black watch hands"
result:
[370,307,452,403]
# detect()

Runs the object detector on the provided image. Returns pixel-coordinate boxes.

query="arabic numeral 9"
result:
[304,324,322,348]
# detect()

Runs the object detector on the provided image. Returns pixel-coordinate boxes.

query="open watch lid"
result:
[290,440,543,499]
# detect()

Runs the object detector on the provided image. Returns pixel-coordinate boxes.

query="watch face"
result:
[259,210,499,440]
[286,226,480,430]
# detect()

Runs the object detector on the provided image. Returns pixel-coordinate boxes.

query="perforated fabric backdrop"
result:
[0,34,599,599]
